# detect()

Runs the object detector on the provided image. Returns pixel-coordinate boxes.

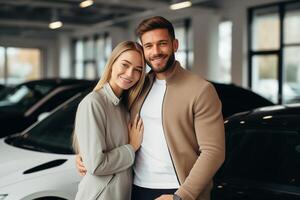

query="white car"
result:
[0,93,84,200]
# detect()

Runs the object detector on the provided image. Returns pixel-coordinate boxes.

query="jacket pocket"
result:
[76,174,114,200]
[95,174,115,199]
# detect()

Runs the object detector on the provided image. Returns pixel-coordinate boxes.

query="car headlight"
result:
[0,194,8,200]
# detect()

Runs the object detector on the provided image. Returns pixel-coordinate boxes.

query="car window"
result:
[222,129,300,186]
[33,86,89,114]
[6,93,85,154]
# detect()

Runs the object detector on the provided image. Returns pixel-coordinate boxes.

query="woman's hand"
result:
[76,154,87,176]
[128,114,144,152]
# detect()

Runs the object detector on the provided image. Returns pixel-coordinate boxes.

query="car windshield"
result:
[0,82,56,112]
[5,92,85,154]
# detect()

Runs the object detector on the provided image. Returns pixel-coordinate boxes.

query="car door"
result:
[213,128,300,200]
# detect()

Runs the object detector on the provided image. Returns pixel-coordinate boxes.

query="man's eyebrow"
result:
[143,40,168,46]
[143,42,152,46]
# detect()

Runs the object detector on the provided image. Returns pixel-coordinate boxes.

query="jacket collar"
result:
[103,83,121,106]
[147,61,183,85]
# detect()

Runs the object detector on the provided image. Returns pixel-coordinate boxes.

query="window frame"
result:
[72,32,111,79]
[248,0,300,104]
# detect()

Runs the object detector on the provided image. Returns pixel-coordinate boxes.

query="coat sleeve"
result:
[175,83,225,200]
[74,94,135,176]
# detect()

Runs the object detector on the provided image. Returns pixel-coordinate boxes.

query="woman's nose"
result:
[125,68,134,77]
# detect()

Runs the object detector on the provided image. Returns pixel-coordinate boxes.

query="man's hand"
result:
[76,154,87,176]
[155,194,173,200]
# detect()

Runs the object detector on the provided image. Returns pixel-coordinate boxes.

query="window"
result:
[218,21,232,83]
[174,19,193,69]
[0,47,4,84]
[73,33,111,79]
[249,1,300,104]
[0,47,41,85]
[283,4,300,104]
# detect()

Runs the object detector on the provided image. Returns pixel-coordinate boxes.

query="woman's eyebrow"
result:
[122,59,132,64]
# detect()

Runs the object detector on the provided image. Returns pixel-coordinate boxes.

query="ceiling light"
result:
[79,0,94,8]
[170,0,192,10]
[49,9,63,29]
[49,21,63,29]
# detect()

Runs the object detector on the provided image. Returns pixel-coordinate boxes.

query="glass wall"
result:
[0,47,41,85]
[174,19,193,69]
[0,47,4,84]
[73,33,111,79]
[218,21,232,83]
[249,1,300,104]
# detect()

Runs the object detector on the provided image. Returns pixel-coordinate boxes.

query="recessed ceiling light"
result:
[170,1,192,10]
[80,0,94,8]
[49,21,63,29]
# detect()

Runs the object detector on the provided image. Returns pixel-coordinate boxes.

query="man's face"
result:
[140,28,178,73]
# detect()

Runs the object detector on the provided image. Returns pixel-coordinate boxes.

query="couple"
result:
[73,16,225,200]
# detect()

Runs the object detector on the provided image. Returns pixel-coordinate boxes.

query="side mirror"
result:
[38,112,50,122]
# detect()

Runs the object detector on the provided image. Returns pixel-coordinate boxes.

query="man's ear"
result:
[173,39,179,52]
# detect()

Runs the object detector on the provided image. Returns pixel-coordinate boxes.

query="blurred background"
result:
[0,0,299,104]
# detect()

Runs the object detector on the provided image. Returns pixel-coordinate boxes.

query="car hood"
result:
[0,139,75,188]
[0,109,23,120]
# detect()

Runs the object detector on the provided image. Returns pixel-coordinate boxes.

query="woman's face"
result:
[109,50,143,97]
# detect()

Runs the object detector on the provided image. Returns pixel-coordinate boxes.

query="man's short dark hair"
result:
[136,16,175,40]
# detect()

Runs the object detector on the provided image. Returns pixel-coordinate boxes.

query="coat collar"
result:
[147,61,184,85]
[103,83,121,106]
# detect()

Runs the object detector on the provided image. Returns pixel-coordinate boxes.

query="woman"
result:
[73,41,146,200]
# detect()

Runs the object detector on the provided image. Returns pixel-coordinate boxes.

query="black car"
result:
[212,104,300,200]
[211,82,274,118]
[0,78,96,137]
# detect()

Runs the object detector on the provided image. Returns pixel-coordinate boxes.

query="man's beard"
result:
[146,53,175,73]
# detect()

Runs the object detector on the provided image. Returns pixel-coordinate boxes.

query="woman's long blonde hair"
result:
[73,41,146,153]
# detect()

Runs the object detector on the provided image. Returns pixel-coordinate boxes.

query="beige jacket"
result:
[130,61,225,200]
[75,83,135,200]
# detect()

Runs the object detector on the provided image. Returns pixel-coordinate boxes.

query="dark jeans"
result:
[131,185,177,200]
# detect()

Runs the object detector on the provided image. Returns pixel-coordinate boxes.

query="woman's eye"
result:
[122,63,128,68]
[134,68,142,73]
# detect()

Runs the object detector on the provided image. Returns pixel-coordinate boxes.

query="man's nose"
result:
[153,45,161,55]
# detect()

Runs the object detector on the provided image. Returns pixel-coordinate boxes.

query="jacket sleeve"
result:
[175,83,225,200]
[74,94,135,176]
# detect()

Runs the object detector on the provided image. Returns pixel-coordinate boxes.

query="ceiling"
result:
[0,0,216,37]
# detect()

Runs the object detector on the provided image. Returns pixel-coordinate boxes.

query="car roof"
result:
[225,103,300,130]
[210,81,274,118]
[211,82,273,105]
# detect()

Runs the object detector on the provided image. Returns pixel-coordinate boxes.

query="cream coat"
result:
[75,83,135,200]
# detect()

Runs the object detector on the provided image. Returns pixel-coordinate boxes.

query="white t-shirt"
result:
[133,79,179,189]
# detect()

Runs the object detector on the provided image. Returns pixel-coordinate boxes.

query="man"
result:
[77,16,225,200]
